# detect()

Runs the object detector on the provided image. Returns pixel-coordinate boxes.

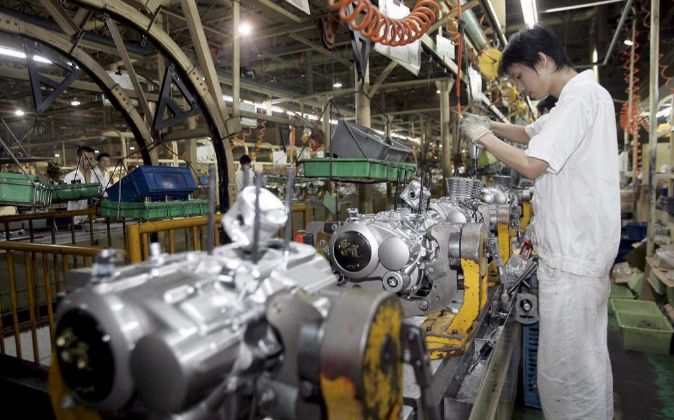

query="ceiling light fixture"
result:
[129,146,136,150]
[54,153,60,158]
[520,0,538,28]
[543,0,622,14]
[14,109,24,117]
[333,81,343,88]
[592,48,599,80]
[436,89,441,94]
[239,22,253,36]
[70,100,81,107]
[624,39,633,46]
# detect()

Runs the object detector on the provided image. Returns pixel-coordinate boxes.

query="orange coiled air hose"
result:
[327,0,441,46]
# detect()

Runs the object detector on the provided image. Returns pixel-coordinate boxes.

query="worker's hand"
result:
[463,112,491,129]
[459,114,492,146]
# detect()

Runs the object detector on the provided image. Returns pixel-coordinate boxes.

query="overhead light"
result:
[95,150,100,153]
[543,0,622,14]
[14,109,24,117]
[592,48,599,80]
[239,22,253,36]
[436,89,441,94]
[333,81,343,88]
[54,153,60,158]
[520,0,538,28]
[70,100,81,107]
[624,39,634,46]
[129,146,135,150]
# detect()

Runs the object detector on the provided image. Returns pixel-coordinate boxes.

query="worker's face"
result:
[80,152,94,169]
[98,157,110,171]
[507,54,554,100]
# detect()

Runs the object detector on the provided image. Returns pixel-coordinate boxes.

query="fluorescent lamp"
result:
[592,48,599,80]
[624,39,633,46]
[520,0,538,28]
[436,89,441,94]
[95,150,100,153]
[0,46,51,64]
[333,81,343,88]
[543,0,622,14]
[129,146,135,150]
[70,100,81,107]
[239,22,252,36]
[14,109,24,117]
[54,153,60,158]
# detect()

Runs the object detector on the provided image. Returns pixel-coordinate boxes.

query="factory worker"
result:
[460,25,619,420]
[93,152,111,195]
[63,146,99,225]
[236,154,255,192]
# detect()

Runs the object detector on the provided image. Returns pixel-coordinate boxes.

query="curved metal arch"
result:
[0,12,155,165]
[71,0,236,211]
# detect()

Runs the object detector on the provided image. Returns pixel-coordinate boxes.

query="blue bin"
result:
[622,222,647,241]
[106,166,197,202]
[522,323,541,409]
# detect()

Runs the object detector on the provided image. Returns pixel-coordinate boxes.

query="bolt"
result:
[426,266,435,275]
[523,302,532,311]
[418,300,429,311]
[386,277,399,288]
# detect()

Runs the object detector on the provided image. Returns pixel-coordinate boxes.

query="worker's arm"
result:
[488,121,531,145]
[476,133,548,179]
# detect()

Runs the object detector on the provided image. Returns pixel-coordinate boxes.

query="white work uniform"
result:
[235,168,255,192]
[63,168,98,224]
[524,70,619,420]
[93,167,110,196]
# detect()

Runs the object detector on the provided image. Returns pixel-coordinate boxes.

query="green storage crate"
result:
[0,172,52,207]
[52,183,100,202]
[615,311,673,354]
[100,199,209,221]
[301,158,415,182]
[611,299,662,317]
[610,284,634,299]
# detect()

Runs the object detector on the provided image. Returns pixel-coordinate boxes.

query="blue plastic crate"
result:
[622,222,647,241]
[106,166,197,202]
[523,323,541,409]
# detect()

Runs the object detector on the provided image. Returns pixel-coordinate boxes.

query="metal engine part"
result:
[330,207,488,317]
[515,292,539,325]
[400,179,431,211]
[53,189,403,419]
[445,177,483,201]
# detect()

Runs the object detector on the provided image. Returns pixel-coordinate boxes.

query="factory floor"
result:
[512,314,674,420]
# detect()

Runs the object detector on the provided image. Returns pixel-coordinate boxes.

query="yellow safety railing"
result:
[0,241,99,365]
[125,203,313,263]
[0,208,118,248]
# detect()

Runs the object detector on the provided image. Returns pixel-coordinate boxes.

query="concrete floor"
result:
[513,313,674,420]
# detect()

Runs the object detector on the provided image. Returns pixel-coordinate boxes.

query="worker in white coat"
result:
[63,146,98,225]
[460,25,619,420]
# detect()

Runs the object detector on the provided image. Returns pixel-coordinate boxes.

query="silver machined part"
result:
[445,177,483,201]
[400,179,431,210]
[223,186,288,249]
[382,272,405,293]
[459,223,489,263]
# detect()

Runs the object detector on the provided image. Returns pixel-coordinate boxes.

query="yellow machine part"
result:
[48,355,101,420]
[498,223,511,265]
[478,49,502,80]
[320,292,403,420]
[424,259,488,359]
[521,201,532,232]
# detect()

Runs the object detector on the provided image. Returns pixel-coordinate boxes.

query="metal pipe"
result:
[601,0,634,66]
[233,0,240,117]
[206,165,216,255]
[284,168,294,251]
[646,0,660,256]
[252,170,262,264]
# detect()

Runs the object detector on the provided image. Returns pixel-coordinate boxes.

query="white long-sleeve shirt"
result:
[524,70,620,277]
[63,168,98,223]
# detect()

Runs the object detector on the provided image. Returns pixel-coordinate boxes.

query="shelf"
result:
[646,256,674,288]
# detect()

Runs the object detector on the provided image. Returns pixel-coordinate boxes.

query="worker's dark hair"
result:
[499,25,574,75]
[536,96,558,114]
[97,152,110,161]
[77,146,95,156]
[239,154,252,165]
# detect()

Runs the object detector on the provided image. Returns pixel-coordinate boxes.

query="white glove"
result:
[459,114,492,144]
[463,112,491,128]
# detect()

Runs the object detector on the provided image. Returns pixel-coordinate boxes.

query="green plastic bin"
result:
[301,158,415,182]
[52,183,100,202]
[610,299,662,317]
[0,172,52,207]
[100,199,209,221]
[610,284,634,299]
[615,311,673,354]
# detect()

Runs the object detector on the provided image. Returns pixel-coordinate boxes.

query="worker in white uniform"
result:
[63,146,98,225]
[235,154,256,192]
[460,25,619,420]
[93,152,111,196]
